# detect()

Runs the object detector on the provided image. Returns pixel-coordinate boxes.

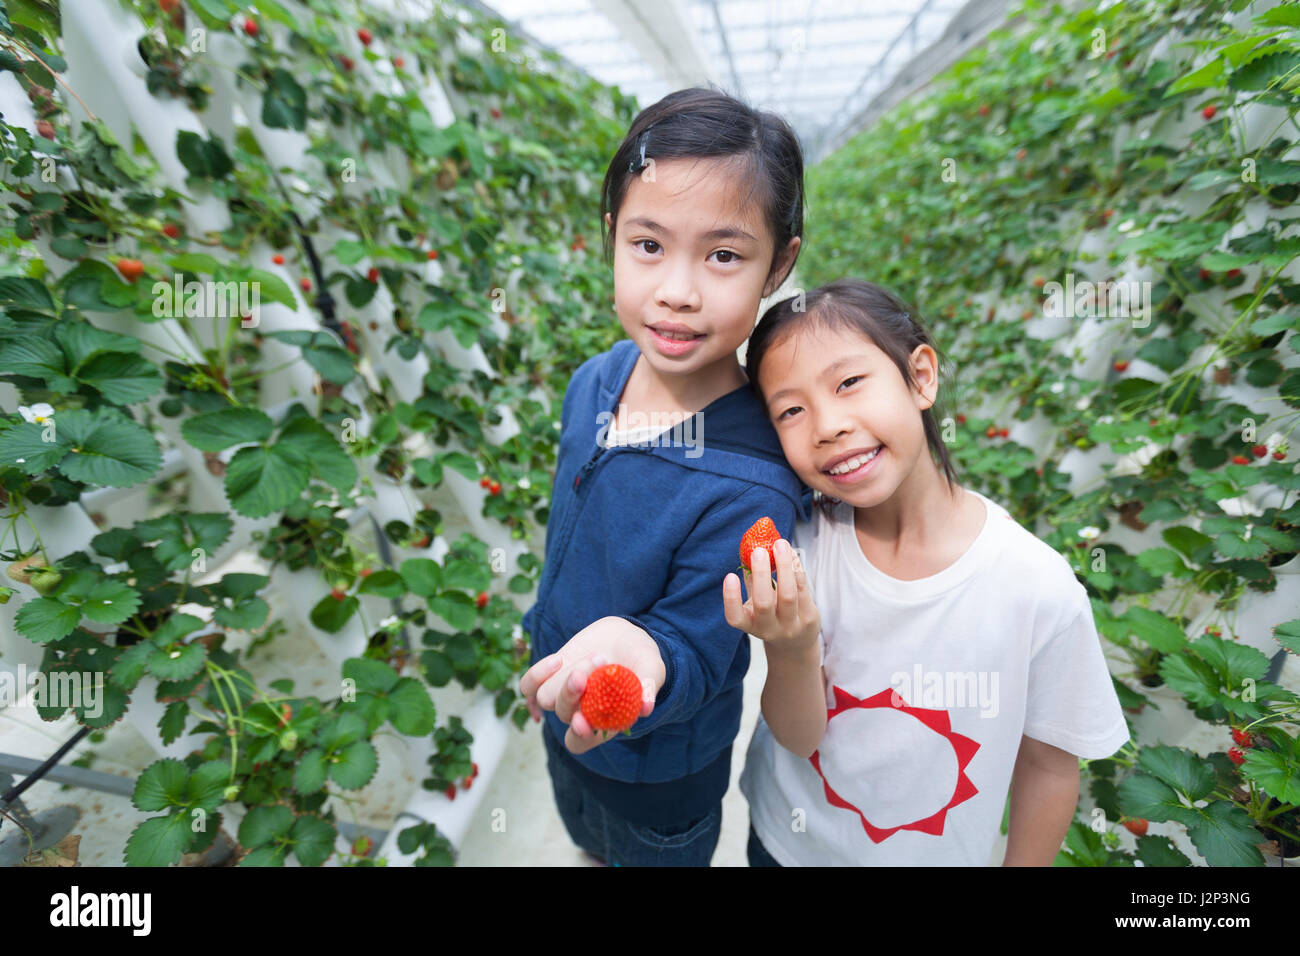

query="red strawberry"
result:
[475,591,488,609]
[352,835,373,856]
[1202,104,1217,120]
[243,17,258,37]
[579,663,642,733]
[367,266,380,282]
[999,428,1009,438]
[479,476,491,488]
[977,104,990,117]
[331,587,346,601]
[393,56,404,68]
[1251,444,1268,459]
[445,784,456,800]
[1274,449,1286,461]
[1232,727,1253,748]
[300,277,312,292]
[36,119,54,140]
[1204,626,1221,637]
[986,426,998,438]
[272,253,285,265]
[162,223,180,239]
[462,775,473,790]
[1123,818,1148,836]
[1226,268,1242,279]
[160,0,178,10]
[1016,148,1027,160]
[357,27,373,46]
[1033,276,1045,288]
[359,567,373,578]
[1113,360,1129,372]
[471,762,479,779]
[339,55,355,71]
[739,516,780,572]
[115,258,145,283]
[414,534,430,547]
[490,107,501,119]
[427,249,438,260]
[489,481,500,495]
[1228,747,1246,766]
[1232,455,1250,465]
[956,413,967,424]
[1198,268,1211,281]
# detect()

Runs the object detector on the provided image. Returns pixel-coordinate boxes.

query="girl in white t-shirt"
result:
[723,278,1129,866]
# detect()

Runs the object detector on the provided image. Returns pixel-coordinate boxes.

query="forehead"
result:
[758,322,888,390]
[619,156,769,242]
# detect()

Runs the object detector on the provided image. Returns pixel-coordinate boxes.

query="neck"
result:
[635,351,749,412]
[854,456,964,546]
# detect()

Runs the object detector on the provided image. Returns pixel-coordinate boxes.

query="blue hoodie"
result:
[522,338,813,825]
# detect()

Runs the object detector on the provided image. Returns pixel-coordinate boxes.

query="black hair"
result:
[744,278,961,517]
[600,85,805,294]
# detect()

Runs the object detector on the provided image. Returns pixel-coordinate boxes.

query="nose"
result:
[654,256,701,312]
[812,401,853,446]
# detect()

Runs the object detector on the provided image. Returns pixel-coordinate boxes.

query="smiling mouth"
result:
[824,446,882,476]
[649,325,704,341]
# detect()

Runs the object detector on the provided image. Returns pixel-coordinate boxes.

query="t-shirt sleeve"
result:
[1022,585,1131,760]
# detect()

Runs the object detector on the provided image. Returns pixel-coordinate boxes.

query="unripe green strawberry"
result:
[223,784,240,801]
[279,730,298,751]
[579,663,642,733]
[29,569,62,596]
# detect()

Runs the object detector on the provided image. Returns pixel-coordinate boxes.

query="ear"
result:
[910,344,939,412]
[763,236,801,298]
[604,212,612,229]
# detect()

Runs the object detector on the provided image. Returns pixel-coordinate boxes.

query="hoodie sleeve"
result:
[612,482,799,737]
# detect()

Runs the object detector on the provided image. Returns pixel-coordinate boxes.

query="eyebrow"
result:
[623,216,758,244]
[766,356,869,407]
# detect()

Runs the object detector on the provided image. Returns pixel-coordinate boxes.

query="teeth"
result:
[828,448,880,475]
[655,328,700,341]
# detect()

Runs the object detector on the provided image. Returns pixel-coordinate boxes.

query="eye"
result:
[776,405,802,422]
[633,239,661,255]
[838,375,864,390]
[712,249,742,264]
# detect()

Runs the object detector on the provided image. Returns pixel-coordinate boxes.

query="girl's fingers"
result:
[722,573,750,629]
[774,540,797,621]
[520,654,562,706]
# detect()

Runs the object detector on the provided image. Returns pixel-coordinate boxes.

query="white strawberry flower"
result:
[1078,526,1101,540]
[518,476,531,489]
[19,403,54,424]
[1050,381,1065,394]
[379,614,400,629]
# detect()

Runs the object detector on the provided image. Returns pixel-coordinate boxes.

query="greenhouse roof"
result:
[478,0,979,160]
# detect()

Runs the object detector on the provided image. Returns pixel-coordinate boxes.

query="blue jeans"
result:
[747,822,783,867]
[543,727,722,866]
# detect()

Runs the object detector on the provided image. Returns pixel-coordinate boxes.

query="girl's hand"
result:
[722,538,820,654]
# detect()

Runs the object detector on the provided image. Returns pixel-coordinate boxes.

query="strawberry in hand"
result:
[723,535,820,653]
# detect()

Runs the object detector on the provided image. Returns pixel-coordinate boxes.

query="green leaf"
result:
[148,641,206,680]
[244,269,296,309]
[159,700,189,745]
[76,352,163,405]
[1124,607,1188,653]
[343,657,400,695]
[275,417,356,493]
[79,578,140,624]
[290,815,337,866]
[309,592,358,633]
[358,569,404,597]
[399,558,441,597]
[186,760,229,812]
[262,68,306,130]
[176,130,232,179]
[332,239,367,265]
[1135,835,1192,866]
[1117,773,1201,828]
[15,597,80,643]
[0,275,55,312]
[1185,800,1265,867]
[133,758,189,811]
[55,407,162,487]
[110,641,156,690]
[329,739,378,789]
[293,748,328,794]
[238,805,294,848]
[1275,619,1300,655]
[225,443,312,517]
[1138,745,1216,800]
[387,678,436,735]
[429,593,476,633]
[125,813,190,867]
[213,596,269,630]
[440,558,489,592]
[0,337,72,389]
[1240,748,1300,804]
[182,406,274,452]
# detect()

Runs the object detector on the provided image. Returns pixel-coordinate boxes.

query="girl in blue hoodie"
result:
[519,87,812,866]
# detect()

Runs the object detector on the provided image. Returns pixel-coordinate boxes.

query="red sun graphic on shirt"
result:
[809,686,981,843]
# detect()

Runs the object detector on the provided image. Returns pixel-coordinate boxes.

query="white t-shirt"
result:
[739,488,1130,866]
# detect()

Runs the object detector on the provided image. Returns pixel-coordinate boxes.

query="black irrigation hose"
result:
[0,726,92,808]
[286,207,342,338]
